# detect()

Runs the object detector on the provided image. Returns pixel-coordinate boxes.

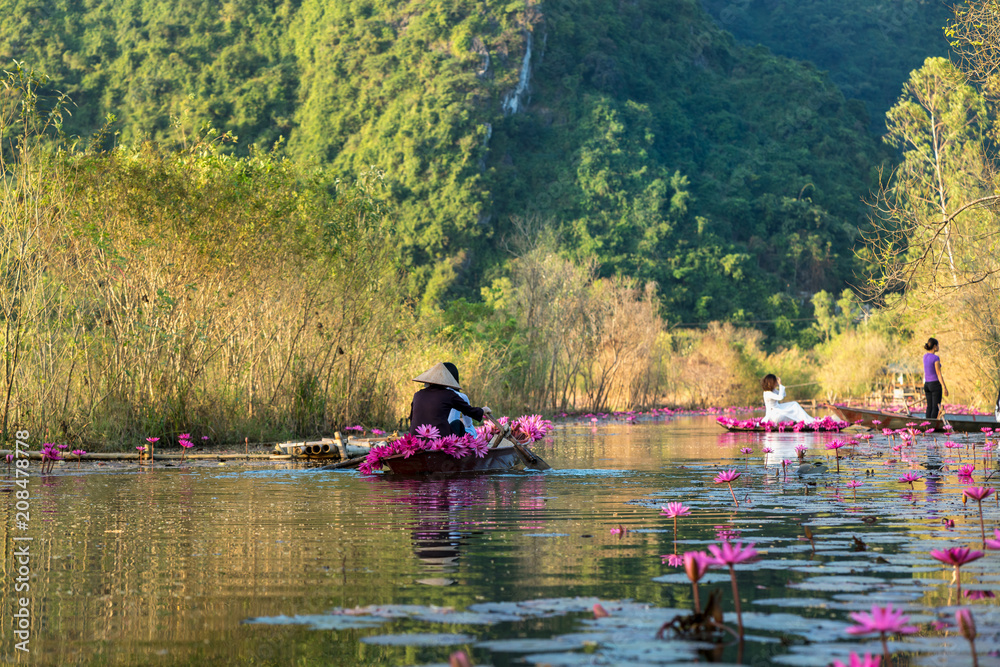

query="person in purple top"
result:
[923,337,948,419]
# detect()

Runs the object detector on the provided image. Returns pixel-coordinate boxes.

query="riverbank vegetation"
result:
[4,1,1000,448]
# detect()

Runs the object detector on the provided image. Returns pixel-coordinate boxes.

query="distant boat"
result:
[829,405,999,433]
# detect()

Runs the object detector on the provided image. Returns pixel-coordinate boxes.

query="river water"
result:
[3,414,999,665]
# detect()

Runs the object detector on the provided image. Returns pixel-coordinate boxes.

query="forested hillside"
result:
[0,0,898,328]
[700,0,952,128]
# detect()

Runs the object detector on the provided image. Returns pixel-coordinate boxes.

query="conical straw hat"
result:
[413,362,460,389]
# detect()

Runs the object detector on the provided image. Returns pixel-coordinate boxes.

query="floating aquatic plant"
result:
[897,472,921,491]
[846,480,863,501]
[660,502,691,543]
[832,654,882,667]
[683,551,712,613]
[956,607,979,667]
[71,449,86,468]
[930,547,983,596]
[845,604,918,665]
[962,486,994,547]
[713,469,741,507]
[145,437,159,464]
[826,440,845,473]
[707,540,757,636]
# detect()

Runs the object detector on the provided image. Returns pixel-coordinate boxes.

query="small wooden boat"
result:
[829,405,1000,433]
[381,443,522,475]
[380,436,550,475]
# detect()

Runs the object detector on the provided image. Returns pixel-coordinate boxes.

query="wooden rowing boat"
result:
[381,439,529,475]
[829,405,1000,433]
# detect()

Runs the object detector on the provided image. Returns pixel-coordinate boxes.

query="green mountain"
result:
[700,0,953,130]
[1,0,897,329]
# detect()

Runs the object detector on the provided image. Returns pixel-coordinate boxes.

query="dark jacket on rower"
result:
[409,385,485,437]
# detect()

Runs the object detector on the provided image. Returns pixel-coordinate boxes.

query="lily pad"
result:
[361,633,475,647]
[242,614,385,630]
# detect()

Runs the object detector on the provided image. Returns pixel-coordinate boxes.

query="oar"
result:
[485,413,552,471]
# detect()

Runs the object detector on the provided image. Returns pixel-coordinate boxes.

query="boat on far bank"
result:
[828,405,999,433]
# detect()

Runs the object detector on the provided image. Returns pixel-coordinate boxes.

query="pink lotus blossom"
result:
[832,655,882,667]
[146,437,159,444]
[660,502,691,518]
[963,486,994,501]
[984,529,1000,550]
[762,446,773,453]
[739,446,752,455]
[965,589,996,600]
[662,554,683,566]
[683,551,711,583]
[958,464,976,476]
[826,440,845,450]
[931,547,984,567]
[846,604,919,635]
[136,446,146,452]
[415,424,441,440]
[179,440,193,449]
[71,449,86,456]
[179,433,191,439]
[898,473,921,489]
[956,608,977,658]
[714,469,741,483]
[707,541,758,566]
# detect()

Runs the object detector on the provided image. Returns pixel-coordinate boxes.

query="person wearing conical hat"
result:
[409,362,491,437]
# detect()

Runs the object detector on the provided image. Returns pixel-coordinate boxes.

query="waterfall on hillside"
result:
[501,30,533,115]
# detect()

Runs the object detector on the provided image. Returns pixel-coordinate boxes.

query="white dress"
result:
[448,389,478,437]
[762,385,816,424]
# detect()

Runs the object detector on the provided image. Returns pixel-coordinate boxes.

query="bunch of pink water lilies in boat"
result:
[715,415,848,432]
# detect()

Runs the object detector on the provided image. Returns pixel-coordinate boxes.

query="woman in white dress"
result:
[761,374,816,424]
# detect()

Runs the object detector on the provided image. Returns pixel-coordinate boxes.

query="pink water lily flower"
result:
[956,608,978,660]
[963,486,994,501]
[846,604,918,665]
[832,654,882,667]
[898,472,921,489]
[931,547,984,596]
[414,424,441,440]
[662,554,683,566]
[984,529,1000,550]
[707,541,757,637]
[714,469,740,483]
[145,437,159,444]
[707,541,758,566]
[964,487,995,547]
[683,550,712,613]
[931,547,984,567]
[660,502,691,518]
[846,604,919,635]
[714,469,741,507]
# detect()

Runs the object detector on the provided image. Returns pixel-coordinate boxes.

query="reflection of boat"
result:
[382,441,524,475]
[829,405,999,433]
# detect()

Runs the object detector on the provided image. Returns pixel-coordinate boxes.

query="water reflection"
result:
[5,417,999,666]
